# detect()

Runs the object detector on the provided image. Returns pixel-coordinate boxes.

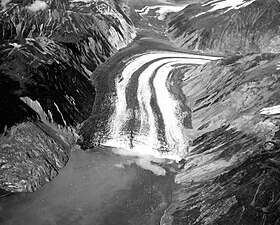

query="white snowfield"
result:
[277,62,280,71]
[195,0,255,17]
[203,0,256,12]
[26,0,48,12]
[260,105,280,115]
[105,51,220,175]
[135,0,256,20]
[135,4,188,20]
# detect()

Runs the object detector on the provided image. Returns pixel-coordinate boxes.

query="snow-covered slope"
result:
[167,0,280,54]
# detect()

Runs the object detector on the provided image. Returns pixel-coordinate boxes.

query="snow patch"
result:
[203,0,255,12]
[156,5,187,20]
[26,0,48,12]
[9,43,22,48]
[136,4,188,21]
[54,102,67,126]
[196,0,255,17]
[277,62,280,70]
[260,105,280,115]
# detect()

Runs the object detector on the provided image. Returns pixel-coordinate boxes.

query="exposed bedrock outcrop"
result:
[166,0,280,55]
[0,0,135,192]
[162,53,280,224]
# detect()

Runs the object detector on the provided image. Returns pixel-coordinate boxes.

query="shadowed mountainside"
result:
[0,0,135,192]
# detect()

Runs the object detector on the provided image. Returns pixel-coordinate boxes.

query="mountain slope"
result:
[166,0,280,55]
[162,53,280,224]
[0,0,135,192]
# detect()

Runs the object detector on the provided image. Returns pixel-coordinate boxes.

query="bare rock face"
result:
[162,53,280,224]
[166,0,280,55]
[162,1,280,224]
[0,122,73,192]
[0,0,135,192]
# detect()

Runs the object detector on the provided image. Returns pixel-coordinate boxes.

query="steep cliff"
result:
[0,0,135,192]
[166,0,280,55]
[162,53,280,224]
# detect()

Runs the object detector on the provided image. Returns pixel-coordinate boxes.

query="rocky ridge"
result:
[166,0,280,55]
[162,53,280,224]
[157,1,280,223]
[0,0,135,192]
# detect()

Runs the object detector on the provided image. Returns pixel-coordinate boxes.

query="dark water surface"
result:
[0,148,174,225]
[0,31,186,225]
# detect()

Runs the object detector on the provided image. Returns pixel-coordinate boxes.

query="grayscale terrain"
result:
[1,0,280,224]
